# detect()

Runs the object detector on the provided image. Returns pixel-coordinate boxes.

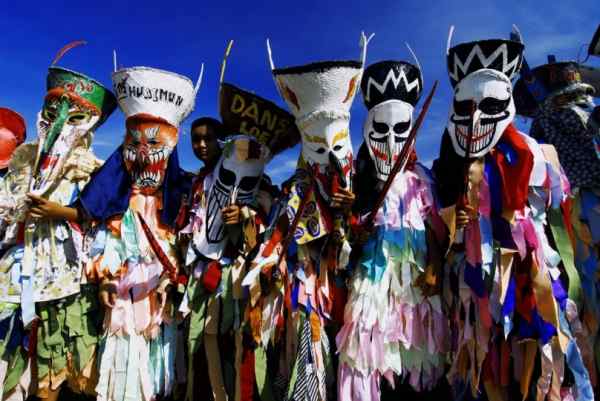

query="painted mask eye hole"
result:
[239,176,259,191]
[453,99,476,116]
[479,97,510,115]
[218,166,236,186]
[147,138,160,146]
[393,120,411,134]
[316,147,327,154]
[67,112,91,126]
[373,120,389,134]
[43,107,58,121]
[333,144,343,151]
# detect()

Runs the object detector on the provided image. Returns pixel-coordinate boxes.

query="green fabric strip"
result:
[220,265,234,334]
[3,347,26,394]
[255,347,275,401]
[548,208,582,307]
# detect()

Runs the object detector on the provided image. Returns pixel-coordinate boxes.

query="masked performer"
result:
[514,60,600,389]
[433,28,594,400]
[0,107,26,401]
[264,33,371,401]
[180,41,299,401]
[336,58,447,400]
[79,62,201,401]
[0,43,116,401]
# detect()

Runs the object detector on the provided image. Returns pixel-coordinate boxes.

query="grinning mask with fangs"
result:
[445,37,524,158]
[447,69,515,157]
[122,115,178,195]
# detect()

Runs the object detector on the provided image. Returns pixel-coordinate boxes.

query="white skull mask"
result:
[448,69,515,157]
[363,100,413,180]
[205,137,268,244]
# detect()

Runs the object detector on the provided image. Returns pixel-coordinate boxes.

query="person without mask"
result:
[0,42,117,401]
[336,57,448,401]
[433,27,594,400]
[79,60,201,401]
[179,41,299,401]
[190,117,225,172]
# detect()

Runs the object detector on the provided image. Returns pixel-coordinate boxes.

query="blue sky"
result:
[1,1,598,183]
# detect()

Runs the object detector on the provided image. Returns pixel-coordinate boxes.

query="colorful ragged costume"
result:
[514,59,600,391]
[433,28,594,400]
[266,33,371,401]
[0,43,117,400]
[336,58,447,400]
[78,62,201,401]
[180,42,300,401]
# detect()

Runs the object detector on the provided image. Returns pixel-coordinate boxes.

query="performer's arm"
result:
[27,193,80,222]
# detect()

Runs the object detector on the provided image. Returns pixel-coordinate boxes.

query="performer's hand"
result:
[99,279,117,309]
[26,193,78,221]
[354,222,374,246]
[222,205,241,225]
[456,205,475,229]
[331,188,355,210]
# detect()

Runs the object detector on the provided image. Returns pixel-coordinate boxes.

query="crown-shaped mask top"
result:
[361,60,422,110]
[447,39,524,87]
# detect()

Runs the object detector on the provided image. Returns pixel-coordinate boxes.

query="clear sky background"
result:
[1,1,598,183]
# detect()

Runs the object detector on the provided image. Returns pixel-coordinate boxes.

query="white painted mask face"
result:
[448,69,515,157]
[299,112,352,171]
[363,100,413,180]
[205,137,268,245]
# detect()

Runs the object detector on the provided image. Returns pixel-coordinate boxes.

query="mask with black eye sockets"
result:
[363,99,414,181]
[205,136,269,244]
[447,69,515,158]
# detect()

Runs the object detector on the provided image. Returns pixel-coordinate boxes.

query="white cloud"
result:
[266,156,298,183]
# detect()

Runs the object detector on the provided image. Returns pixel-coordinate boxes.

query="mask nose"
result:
[328,151,347,188]
[471,109,482,134]
[138,144,150,162]
[387,131,395,163]
[42,99,69,154]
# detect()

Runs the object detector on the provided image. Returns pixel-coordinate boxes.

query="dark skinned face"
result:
[191,125,221,168]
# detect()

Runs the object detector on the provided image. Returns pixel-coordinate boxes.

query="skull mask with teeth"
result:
[447,69,515,157]
[363,100,413,180]
[122,116,178,195]
[360,60,423,181]
[205,136,269,246]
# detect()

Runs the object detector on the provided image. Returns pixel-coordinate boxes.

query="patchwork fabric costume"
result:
[180,42,300,401]
[0,43,116,400]
[515,59,600,390]
[79,63,200,401]
[267,33,371,401]
[432,29,594,401]
[336,59,447,400]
